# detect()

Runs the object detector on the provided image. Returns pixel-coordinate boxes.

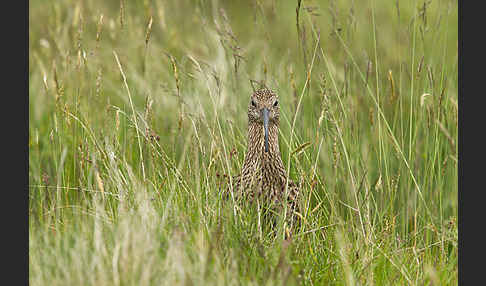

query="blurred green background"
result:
[29,0,457,285]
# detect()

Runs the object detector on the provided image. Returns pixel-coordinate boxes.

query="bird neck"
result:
[243,121,284,170]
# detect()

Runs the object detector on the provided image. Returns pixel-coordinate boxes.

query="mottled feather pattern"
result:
[228,89,300,228]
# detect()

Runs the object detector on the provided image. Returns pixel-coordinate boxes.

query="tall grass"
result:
[29,0,458,285]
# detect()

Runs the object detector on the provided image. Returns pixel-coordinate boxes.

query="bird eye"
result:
[273,100,278,107]
[251,100,257,107]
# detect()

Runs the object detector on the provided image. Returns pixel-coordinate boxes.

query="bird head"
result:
[247,89,280,152]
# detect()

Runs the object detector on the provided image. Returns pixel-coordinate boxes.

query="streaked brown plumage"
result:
[229,88,300,231]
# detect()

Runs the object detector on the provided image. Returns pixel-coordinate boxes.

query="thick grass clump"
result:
[29,0,457,285]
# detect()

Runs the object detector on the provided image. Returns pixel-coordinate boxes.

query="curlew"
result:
[229,88,300,234]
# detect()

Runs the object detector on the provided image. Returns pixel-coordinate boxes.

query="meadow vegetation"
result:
[29,0,458,284]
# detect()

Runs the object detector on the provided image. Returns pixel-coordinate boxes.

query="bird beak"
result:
[262,108,269,152]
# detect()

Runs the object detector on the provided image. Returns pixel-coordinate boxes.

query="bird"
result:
[228,88,300,235]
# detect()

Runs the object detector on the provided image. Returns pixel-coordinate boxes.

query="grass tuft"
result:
[29,0,457,285]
